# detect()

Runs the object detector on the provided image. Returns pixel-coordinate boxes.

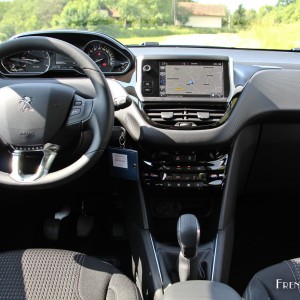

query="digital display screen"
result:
[159,61,224,98]
[55,53,76,66]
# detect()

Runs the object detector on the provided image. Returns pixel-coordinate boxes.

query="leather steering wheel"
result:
[0,36,114,188]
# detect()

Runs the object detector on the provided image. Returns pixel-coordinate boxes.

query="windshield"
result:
[0,0,297,50]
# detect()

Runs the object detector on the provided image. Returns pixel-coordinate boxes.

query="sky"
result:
[196,0,278,12]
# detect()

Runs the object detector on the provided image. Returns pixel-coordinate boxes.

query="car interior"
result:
[1,29,300,299]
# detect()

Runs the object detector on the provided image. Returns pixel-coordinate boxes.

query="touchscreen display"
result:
[159,61,224,98]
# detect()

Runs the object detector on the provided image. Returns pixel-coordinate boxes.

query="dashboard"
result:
[2,30,300,134]
[2,29,300,135]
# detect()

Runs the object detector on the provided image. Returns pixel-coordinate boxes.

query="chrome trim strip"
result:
[211,233,218,281]
[149,234,164,288]
[10,143,59,182]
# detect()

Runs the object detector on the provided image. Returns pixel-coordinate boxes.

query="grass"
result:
[239,22,300,50]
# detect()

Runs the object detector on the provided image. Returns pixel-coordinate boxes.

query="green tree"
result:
[108,0,173,28]
[232,4,247,28]
[36,0,68,28]
[246,9,257,26]
[277,0,295,6]
[176,4,191,25]
[52,0,112,29]
[0,1,12,21]
[222,7,231,28]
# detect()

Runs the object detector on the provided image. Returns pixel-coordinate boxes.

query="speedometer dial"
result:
[83,41,115,72]
[1,50,50,74]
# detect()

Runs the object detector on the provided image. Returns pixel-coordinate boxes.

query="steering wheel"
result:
[0,36,114,188]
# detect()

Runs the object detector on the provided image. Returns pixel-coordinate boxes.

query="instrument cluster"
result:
[0,39,131,76]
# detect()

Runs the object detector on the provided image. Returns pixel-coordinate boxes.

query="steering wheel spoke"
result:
[10,143,60,183]
[67,94,93,125]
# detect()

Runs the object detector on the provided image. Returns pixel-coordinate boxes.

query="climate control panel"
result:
[141,152,228,190]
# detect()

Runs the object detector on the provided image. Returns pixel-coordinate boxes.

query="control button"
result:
[143,65,151,72]
[155,183,163,187]
[162,165,172,171]
[208,180,223,186]
[194,182,204,188]
[172,154,196,163]
[70,108,81,116]
[164,182,174,188]
[173,174,182,180]
[177,122,194,127]
[210,174,219,179]
[143,88,153,94]
[143,81,153,87]
[74,101,83,106]
[150,173,159,178]
[144,179,151,186]
[182,182,193,188]
[175,182,182,188]
[173,155,181,162]
[177,154,196,162]
[182,174,192,181]
[198,173,207,181]
[190,166,205,171]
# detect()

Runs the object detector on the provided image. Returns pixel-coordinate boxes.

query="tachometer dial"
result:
[83,41,115,72]
[1,50,50,74]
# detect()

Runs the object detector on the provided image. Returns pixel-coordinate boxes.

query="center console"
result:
[113,54,240,299]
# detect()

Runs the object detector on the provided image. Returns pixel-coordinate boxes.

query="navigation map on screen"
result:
[159,61,224,98]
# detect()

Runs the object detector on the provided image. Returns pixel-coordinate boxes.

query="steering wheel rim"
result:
[0,36,114,188]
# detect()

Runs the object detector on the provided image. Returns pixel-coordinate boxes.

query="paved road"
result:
[161,33,260,48]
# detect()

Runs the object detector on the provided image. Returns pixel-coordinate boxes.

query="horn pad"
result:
[0,83,75,146]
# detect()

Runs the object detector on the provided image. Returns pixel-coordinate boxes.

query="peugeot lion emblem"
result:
[19,96,33,112]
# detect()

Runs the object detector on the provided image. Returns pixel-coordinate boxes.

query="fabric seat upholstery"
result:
[0,248,141,300]
[243,257,300,300]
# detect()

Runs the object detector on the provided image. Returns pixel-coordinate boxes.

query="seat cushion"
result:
[243,258,300,300]
[0,248,140,300]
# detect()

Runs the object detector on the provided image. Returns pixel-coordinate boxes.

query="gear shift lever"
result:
[177,214,200,281]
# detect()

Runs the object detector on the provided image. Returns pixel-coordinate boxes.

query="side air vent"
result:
[143,103,228,128]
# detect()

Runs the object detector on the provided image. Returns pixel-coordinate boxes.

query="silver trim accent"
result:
[1,50,50,75]
[19,96,33,112]
[253,65,282,69]
[149,234,164,288]
[211,233,218,281]
[83,40,131,75]
[10,143,60,183]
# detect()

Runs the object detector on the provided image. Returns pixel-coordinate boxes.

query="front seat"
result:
[243,257,300,300]
[0,248,141,300]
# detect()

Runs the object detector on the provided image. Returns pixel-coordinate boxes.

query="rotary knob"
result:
[143,65,151,72]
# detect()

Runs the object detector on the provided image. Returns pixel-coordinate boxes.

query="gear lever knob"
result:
[177,214,200,281]
[177,214,200,259]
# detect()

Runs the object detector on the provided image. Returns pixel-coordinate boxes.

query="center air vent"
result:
[143,103,228,128]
